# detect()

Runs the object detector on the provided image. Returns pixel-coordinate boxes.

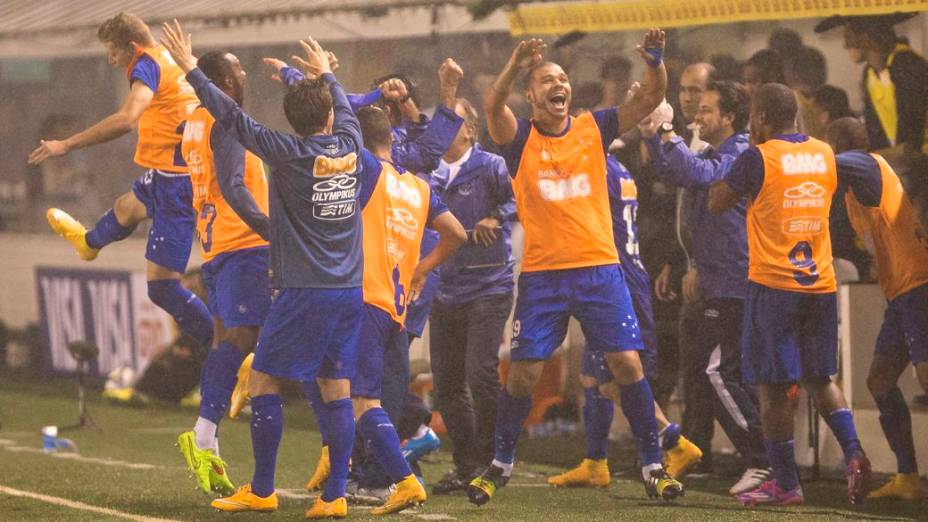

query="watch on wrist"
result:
[657,121,674,135]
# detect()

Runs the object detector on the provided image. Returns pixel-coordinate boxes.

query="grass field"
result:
[0,373,924,521]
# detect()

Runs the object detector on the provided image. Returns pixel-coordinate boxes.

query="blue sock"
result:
[765,439,799,491]
[250,394,283,498]
[823,408,862,464]
[199,342,247,424]
[303,382,330,447]
[661,423,681,451]
[583,387,613,460]
[85,209,135,249]
[875,388,917,474]
[618,378,660,466]
[147,279,213,347]
[322,398,354,501]
[494,390,532,468]
[358,407,412,484]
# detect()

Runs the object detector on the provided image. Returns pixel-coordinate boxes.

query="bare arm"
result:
[28,81,153,164]
[408,211,466,302]
[616,28,667,135]
[483,39,546,145]
[708,181,740,214]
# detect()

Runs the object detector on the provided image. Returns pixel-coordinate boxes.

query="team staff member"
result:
[644,81,770,495]
[469,29,684,506]
[827,117,928,501]
[427,98,517,495]
[710,83,879,507]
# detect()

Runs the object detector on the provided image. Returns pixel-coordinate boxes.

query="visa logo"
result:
[314,153,358,178]
[781,153,827,175]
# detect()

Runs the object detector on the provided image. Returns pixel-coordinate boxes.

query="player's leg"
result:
[144,173,213,347]
[303,380,332,492]
[800,292,870,505]
[468,271,569,506]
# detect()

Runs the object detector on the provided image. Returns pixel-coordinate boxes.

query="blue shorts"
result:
[510,264,643,362]
[352,304,404,399]
[875,283,928,364]
[582,287,656,383]
[404,270,438,338]
[132,170,195,274]
[202,247,271,328]
[741,281,837,384]
[252,287,362,382]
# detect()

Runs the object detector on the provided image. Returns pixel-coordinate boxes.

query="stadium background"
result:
[0,1,927,520]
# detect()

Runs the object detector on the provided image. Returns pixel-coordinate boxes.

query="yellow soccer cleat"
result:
[46,208,99,261]
[868,473,924,500]
[229,353,254,419]
[305,496,347,519]
[663,435,703,479]
[370,475,426,515]
[306,446,331,491]
[644,468,685,501]
[547,458,610,487]
[210,484,278,512]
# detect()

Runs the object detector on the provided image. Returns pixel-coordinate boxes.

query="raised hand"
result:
[635,28,666,64]
[326,51,340,73]
[160,19,196,73]
[637,99,673,138]
[379,78,408,102]
[263,57,287,82]
[438,58,463,88]
[291,37,331,79]
[509,39,546,70]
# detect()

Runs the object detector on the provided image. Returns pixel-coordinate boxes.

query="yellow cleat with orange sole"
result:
[46,208,99,261]
[663,435,703,479]
[547,458,610,487]
[306,446,331,491]
[370,475,426,515]
[869,473,924,500]
[210,484,278,513]
[305,496,347,519]
[229,353,254,419]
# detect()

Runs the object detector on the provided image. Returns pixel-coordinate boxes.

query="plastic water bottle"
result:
[42,426,58,453]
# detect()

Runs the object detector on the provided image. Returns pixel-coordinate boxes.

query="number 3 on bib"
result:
[788,241,819,286]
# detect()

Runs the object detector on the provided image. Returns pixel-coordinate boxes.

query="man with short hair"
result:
[826,117,928,501]
[469,29,684,506]
[710,83,878,507]
[427,97,517,494]
[162,22,363,517]
[644,81,770,494]
[30,13,212,353]
[174,49,272,497]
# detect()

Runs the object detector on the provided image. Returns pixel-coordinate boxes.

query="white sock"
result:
[194,417,218,452]
[413,424,430,439]
[641,462,662,482]
[491,459,514,477]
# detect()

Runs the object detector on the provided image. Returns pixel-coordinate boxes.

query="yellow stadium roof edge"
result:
[507,0,928,35]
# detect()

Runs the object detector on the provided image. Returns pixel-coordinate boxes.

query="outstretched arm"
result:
[484,39,546,145]
[616,29,667,135]
[28,81,153,164]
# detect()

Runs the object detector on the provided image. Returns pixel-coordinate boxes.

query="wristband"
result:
[644,46,663,67]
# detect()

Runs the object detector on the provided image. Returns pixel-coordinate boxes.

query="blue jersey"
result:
[606,157,650,299]
[186,68,363,289]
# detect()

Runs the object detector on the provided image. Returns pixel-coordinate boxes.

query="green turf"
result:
[0,373,924,521]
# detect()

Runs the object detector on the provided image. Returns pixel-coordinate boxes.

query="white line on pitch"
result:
[1,442,159,469]
[0,485,182,522]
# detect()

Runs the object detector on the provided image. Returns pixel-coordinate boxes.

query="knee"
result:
[866,372,892,399]
[114,192,146,224]
[597,382,620,403]
[352,397,380,421]
[605,351,644,385]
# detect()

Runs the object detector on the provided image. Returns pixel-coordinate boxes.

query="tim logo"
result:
[781,153,827,175]
[314,153,358,178]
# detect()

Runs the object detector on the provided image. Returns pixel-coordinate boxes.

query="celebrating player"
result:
[162,21,363,518]
[31,13,212,351]
[827,117,928,501]
[709,83,878,506]
[469,29,684,506]
[172,50,272,497]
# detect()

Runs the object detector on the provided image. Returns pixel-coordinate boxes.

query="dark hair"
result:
[374,73,419,107]
[754,83,798,130]
[787,46,827,90]
[768,29,803,56]
[197,51,235,86]
[745,49,786,85]
[283,78,333,136]
[601,56,632,81]
[97,13,154,48]
[849,19,898,49]
[707,80,751,132]
[708,53,741,82]
[813,85,853,120]
[357,106,392,150]
[826,116,869,153]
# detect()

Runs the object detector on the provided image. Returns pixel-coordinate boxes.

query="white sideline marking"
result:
[0,485,182,522]
[1,441,159,470]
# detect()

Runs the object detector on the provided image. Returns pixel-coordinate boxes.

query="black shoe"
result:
[432,469,474,495]
[467,464,509,506]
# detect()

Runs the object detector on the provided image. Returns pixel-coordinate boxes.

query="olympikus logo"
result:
[313,153,358,178]
[781,153,827,175]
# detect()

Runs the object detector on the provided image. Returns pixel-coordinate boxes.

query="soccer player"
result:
[172,50,272,497]
[709,83,877,506]
[30,13,212,350]
[642,82,771,495]
[161,22,362,518]
[469,29,684,506]
[826,117,928,500]
[347,105,466,514]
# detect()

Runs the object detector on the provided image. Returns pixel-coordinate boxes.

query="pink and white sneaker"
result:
[737,479,804,507]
